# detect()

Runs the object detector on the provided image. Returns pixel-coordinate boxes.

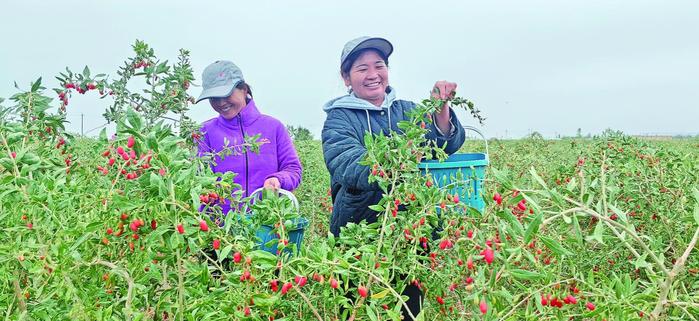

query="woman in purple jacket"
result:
[195,60,302,215]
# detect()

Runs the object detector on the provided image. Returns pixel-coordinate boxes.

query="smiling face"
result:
[209,87,248,119]
[343,49,389,107]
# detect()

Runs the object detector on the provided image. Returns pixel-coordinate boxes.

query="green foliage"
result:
[1,41,698,321]
[287,125,314,142]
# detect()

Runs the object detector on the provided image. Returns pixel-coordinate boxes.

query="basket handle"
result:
[462,125,489,159]
[249,188,300,211]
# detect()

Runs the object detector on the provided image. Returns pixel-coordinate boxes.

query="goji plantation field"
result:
[1,42,698,321]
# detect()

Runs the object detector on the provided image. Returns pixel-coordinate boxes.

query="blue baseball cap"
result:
[195,60,245,103]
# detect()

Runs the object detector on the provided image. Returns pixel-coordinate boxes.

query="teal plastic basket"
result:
[255,217,308,256]
[418,126,489,212]
[248,188,308,256]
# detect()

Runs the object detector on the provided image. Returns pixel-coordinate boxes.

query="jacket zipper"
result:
[238,114,249,198]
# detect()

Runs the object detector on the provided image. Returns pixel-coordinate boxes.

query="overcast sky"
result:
[1,0,697,139]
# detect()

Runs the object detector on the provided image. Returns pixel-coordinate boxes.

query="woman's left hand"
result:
[263,177,281,191]
[431,80,458,133]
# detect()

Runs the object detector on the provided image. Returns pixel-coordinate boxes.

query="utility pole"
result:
[81,114,84,136]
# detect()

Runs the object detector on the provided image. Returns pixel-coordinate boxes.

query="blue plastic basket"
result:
[255,217,309,256]
[418,126,489,212]
[248,188,308,256]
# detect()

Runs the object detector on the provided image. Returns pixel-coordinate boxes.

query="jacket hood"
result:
[323,86,396,113]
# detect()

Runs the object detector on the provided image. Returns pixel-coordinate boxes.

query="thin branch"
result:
[12,276,27,313]
[651,226,699,320]
[90,259,135,321]
[293,286,324,321]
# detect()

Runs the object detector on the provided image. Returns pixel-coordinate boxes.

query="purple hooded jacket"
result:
[197,99,302,214]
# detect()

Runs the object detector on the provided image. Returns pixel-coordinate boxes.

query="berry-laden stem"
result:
[345,263,416,321]
[500,278,576,320]
[290,255,416,321]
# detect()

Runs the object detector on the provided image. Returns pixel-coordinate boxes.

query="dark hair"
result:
[236,81,253,101]
[340,48,389,78]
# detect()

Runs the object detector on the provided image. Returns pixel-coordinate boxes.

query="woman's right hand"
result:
[431,80,458,134]
[263,177,281,191]
[431,80,458,101]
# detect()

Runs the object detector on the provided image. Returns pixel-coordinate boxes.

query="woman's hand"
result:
[431,80,457,134]
[263,177,281,191]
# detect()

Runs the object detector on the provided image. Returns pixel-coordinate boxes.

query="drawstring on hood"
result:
[323,86,396,136]
[364,110,371,135]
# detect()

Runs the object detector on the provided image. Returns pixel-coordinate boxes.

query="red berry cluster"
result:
[98,136,160,181]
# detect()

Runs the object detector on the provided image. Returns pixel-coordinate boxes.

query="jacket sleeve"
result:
[322,109,380,192]
[425,107,466,155]
[398,100,466,155]
[265,124,303,191]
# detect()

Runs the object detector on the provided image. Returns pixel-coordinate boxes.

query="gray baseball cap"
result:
[195,60,245,104]
[340,36,393,69]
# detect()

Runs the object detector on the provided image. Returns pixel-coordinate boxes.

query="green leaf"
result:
[522,193,541,213]
[366,304,379,321]
[247,250,277,266]
[169,232,181,249]
[633,253,651,269]
[510,269,545,281]
[85,221,103,232]
[529,167,548,190]
[20,153,40,165]
[608,204,628,223]
[524,212,542,244]
[190,188,200,211]
[549,189,565,206]
[219,245,232,262]
[99,128,107,142]
[566,176,577,192]
[562,214,572,224]
[126,108,142,130]
[540,236,572,256]
[491,168,513,191]
[149,172,160,186]
[69,232,93,253]
[495,209,524,236]
[250,293,278,307]
[31,77,42,92]
[586,220,605,244]
[83,65,90,78]
[371,288,390,299]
